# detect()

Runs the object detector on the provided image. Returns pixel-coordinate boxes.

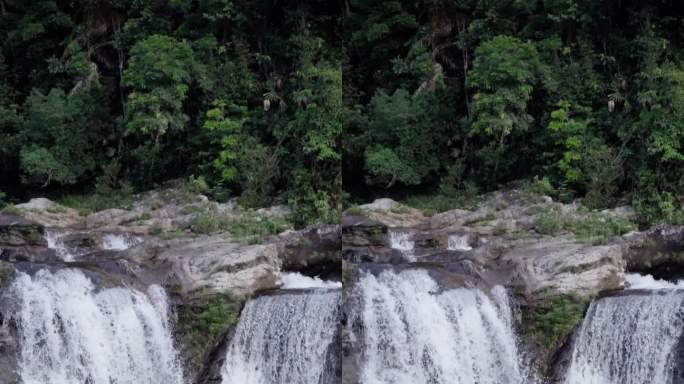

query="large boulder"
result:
[0,215,45,247]
[130,236,281,299]
[278,224,341,278]
[356,198,426,227]
[488,236,626,298]
[13,198,81,227]
[85,208,142,229]
[341,216,387,247]
[621,225,684,278]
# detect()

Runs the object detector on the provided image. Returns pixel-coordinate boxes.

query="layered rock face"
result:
[341,189,684,381]
[3,186,684,384]
[0,188,341,383]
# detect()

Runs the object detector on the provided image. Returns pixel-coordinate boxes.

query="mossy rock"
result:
[0,262,14,289]
[0,215,45,247]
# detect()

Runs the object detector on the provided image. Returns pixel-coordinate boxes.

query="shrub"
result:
[58,189,134,215]
[177,296,243,372]
[523,294,589,370]
[535,211,563,235]
[535,208,636,243]
[190,211,293,244]
[633,190,684,227]
[404,185,480,216]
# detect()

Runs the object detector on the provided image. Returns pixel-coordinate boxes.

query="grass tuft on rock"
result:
[535,208,636,244]
[190,212,292,244]
[403,191,480,216]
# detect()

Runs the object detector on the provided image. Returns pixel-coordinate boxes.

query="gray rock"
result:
[13,198,81,228]
[130,236,282,299]
[0,214,45,247]
[85,208,141,229]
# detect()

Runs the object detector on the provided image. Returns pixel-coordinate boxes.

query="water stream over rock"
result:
[221,288,341,384]
[353,269,529,384]
[388,230,415,262]
[10,268,184,384]
[565,282,684,384]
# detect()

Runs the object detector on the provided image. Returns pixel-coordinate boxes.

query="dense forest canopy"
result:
[0,0,341,226]
[344,0,684,226]
[2,0,684,227]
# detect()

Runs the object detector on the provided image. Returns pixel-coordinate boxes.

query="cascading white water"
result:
[221,289,341,384]
[11,268,185,384]
[44,229,73,261]
[565,290,684,384]
[356,269,528,384]
[625,273,684,290]
[101,233,142,250]
[447,234,472,251]
[281,272,342,289]
[388,229,415,262]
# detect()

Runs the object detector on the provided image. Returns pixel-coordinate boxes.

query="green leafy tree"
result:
[469,35,546,182]
[123,34,198,141]
[18,88,108,186]
[202,99,246,184]
[364,88,446,187]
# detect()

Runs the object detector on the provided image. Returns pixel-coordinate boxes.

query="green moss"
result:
[344,205,366,216]
[1,205,23,216]
[523,294,590,371]
[0,262,13,288]
[149,225,163,235]
[177,295,244,371]
[45,204,69,214]
[342,259,357,287]
[23,226,43,244]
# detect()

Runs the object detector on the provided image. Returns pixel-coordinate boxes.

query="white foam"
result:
[447,234,472,251]
[221,289,340,384]
[625,273,684,290]
[388,229,415,262]
[101,233,142,250]
[355,269,529,384]
[44,229,74,261]
[280,272,342,289]
[565,290,684,384]
[11,269,185,384]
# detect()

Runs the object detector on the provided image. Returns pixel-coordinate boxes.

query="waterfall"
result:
[221,289,341,384]
[447,234,472,251]
[44,229,74,261]
[565,290,684,384]
[101,233,142,250]
[10,268,185,384]
[281,272,342,289]
[625,273,684,290]
[355,269,528,384]
[388,229,415,262]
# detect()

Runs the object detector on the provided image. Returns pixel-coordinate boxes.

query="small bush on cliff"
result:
[535,211,564,235]
[523,294,590,372]
[177,296,244,372]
